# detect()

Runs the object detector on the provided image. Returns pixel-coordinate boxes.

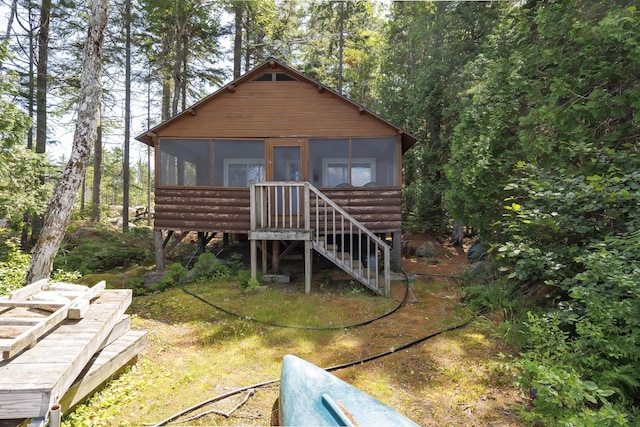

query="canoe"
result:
[279,354,420,426]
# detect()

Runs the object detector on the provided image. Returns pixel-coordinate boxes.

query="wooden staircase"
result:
[249,182,391,296]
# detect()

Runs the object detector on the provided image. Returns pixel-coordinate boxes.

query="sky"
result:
[0,1,234,166]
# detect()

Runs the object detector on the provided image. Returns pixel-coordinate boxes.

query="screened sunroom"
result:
[156,137,399,189]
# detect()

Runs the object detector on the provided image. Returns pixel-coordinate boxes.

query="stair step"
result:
[310,235,386,296]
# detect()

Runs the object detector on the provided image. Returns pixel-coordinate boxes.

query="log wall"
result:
[154,187,401,234]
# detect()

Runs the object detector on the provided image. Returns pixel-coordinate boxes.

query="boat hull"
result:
[279,354,420,426]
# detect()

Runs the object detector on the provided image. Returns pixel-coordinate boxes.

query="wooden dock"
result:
[0,281,146,425]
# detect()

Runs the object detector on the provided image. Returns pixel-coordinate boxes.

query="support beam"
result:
[262,240,267,275]
[304,240,312,295]
[250,239,257,281]
[392,231,402,272]
[154,230,164,272]
[162,230,190,256]
[272,240,280,273]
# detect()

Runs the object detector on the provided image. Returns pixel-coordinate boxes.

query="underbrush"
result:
[55,223,154,274]
[0,231,82,295]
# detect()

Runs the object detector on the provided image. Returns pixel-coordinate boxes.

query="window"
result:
[323,158,376,187]
[158,139,210,186]
[310,138,397,187]
[223,159,265,187]
[158,139,266,187]
[253,72,297,82]
[213,140,265,187]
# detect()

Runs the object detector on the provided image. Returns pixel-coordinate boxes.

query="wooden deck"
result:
[0,286,146,423]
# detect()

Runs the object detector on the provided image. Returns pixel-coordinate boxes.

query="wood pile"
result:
[0,280,147,426]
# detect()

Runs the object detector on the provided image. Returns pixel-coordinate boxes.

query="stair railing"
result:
[250,181,390,296]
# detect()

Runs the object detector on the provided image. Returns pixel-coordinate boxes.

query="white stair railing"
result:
[250,182,390,296]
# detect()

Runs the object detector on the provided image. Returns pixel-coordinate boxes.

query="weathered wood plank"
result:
[0,301,66,311]
[0,318,41,326]
[0,281,106,360]
[2,279,49,302]
[0,290,132,418]
[59,330,147,413]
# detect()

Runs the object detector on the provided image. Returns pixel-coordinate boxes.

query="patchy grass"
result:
[62,259,525,427]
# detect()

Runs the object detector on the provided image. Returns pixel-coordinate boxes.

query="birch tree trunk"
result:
[25,0,109,285]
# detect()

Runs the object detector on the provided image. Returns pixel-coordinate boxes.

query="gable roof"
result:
[135,58,417,153]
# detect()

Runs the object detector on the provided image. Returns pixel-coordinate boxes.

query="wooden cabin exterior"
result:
[136,58,416,296]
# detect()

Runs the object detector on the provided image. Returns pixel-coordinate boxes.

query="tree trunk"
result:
[2,0,17,40]
[233,2,243,79]
[337,0,344,94]
[123,0,131,232]
[21,5,37,250]
[451,221,464,247]
[31,0,51,244]
[91,120,102,221]
[25,0,109,284]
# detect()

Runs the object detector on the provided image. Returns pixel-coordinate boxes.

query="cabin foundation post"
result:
[262,240,268,275]
[154,230,164,272]
[272,240,281,273]
[304,239,312,294]
[250,239,257,281]
[392,231,402,272]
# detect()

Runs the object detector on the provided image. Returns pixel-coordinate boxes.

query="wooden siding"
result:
[155,81,397,140]
[154,188,251,233]
[154,187,401,234]
[315,188,402,233]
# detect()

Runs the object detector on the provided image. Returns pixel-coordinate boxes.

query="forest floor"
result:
[69,233,527,426]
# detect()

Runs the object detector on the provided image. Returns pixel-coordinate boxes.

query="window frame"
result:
[222,158,265,187]
[322,157,377,187]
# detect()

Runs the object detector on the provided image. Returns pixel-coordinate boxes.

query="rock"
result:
[142,271,165,288]
[467,243,489,262]
[464,261,495,282]
[415,241,437,258]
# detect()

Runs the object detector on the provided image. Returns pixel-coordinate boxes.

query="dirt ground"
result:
[98,234,526,426]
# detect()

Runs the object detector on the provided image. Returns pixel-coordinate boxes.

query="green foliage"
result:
[191,252,232,281]
[157,263,188,290]
[302,0,384,106]
[51,269,82,283]
[0,238,30,295]
[447,1,640,235]
[0,42,50,228]
[379,1,501,233]
[237,269,261,292]
[62,363,146,427]
[450,2,640,423]
[516,313,631,426]
[55,226,154,274]
[496,135,640,425]
[497,143,640,290]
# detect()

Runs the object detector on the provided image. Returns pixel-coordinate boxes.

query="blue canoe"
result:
[279,354,420,426]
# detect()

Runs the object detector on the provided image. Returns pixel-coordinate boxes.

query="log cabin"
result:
[135,58,417,296]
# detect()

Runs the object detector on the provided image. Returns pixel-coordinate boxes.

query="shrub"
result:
[237,270,261,292]
[54,225,154,274]
[150,263,188,293]
[191,252,231,281]
[0,238,29,295]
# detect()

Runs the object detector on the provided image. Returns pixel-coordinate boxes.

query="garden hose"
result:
[150,315,474,427]
[180,270,412,330]
[151,271,474,426]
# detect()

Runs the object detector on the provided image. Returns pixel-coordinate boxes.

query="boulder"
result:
[415,241,437,258]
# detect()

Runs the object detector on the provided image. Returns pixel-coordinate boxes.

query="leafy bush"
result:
[495,146,640,423]
[148,263,188,294]
[237,270,261,292]
[0,238,29,295]
[55,225,154,274]
[191,252,231,281]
